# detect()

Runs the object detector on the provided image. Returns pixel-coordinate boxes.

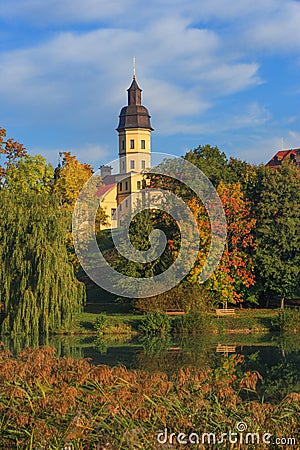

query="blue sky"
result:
[0,0,299,168]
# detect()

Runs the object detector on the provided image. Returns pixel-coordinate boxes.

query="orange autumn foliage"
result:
[189,181,256,305]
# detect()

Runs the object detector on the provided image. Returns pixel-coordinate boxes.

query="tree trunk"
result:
[280,297,285,309]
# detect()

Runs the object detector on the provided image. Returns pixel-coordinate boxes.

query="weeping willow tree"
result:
[0,190,85,337]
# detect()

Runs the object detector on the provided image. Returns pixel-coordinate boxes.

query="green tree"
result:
[0,126,27,186]
[185,144,229,186]
[0,126,54,192]
[5,154,54,193]
[54,151,94,208]
[0,190,85,337]
[108,208,176,279]
[54,151,108,230]
[185,144,251,187]
[254,162,300,308]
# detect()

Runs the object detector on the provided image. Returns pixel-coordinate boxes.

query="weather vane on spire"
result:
[133,57,136,80]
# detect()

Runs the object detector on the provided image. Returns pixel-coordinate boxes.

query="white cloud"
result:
[0,0,289,28]
[1,0,299,165]
[196,63,261,97]
[168,102,271,136]
[242,1,300,52]
[31,143,110,167]
[231,102,272,128]
[285,130,300,149]
[0,18,263,135]
[0,0,136,25]
[2,0,300,59]
[235,136,281,164]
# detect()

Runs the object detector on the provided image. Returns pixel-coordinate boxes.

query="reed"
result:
[0,344,298,449]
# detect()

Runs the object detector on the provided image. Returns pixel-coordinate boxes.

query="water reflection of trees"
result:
[135,334,300,401]
[3,333,300,401]
[1,334,40,355]
[135,335,219,375]
[1,334,84,360]
[238,335,300,401]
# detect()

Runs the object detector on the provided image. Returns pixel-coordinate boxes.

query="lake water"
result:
[2,332,300,401]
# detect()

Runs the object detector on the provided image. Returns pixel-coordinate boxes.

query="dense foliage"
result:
[0,129,88,336]
[1,122,299,333]
[108,145,299,310]
[0,191,84,336]
[253,161,300,307]
[188,180,256,306]
[138,312,172,335]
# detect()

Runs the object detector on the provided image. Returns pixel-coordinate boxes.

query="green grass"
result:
[208,308,279,333]
[59,307,284,335]
[74,262,287,336]
[56,311,141,334]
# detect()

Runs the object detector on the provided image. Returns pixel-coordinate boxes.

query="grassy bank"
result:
[57,308,283,335]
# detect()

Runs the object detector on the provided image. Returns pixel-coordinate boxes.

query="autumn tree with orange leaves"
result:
[53,151,94,207]
[143,154,256,308]
[189,181,256,307]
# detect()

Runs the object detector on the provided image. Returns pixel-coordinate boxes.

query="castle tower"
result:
[116,75,153,222]
[116,75,153,174]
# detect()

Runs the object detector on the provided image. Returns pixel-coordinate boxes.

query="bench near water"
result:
[215,344,236,353]
[215,308,235,317]
[165,310,186,316]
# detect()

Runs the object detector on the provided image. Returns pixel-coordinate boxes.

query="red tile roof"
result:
[95,183,116,199]
[266,148,300,168]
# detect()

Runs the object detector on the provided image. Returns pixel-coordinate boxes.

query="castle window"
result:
[122,140,125,150]
[130,139,134,149]
[122,161,125,171]
[119,182,123,191]
[141,160,146,169]
[137,181,141,189]
[141,140,145,149]
[125,181,128,190]
[125,199,128,208]
[111,208,116,220]
[130,160,135,169]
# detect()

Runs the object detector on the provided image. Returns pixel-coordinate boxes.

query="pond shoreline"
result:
[54,308,299,336]
[54,327,272,336]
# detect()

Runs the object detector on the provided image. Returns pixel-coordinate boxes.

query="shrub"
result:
[271,308,300,332]
[133,280,212,313]
[93,314,133,335]
[93,314,108,334]
[138,312,171,335]
[173,311,212,334]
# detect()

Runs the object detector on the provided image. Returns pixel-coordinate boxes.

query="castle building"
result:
[98,75,153,228]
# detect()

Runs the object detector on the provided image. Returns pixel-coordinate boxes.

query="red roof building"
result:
[95,183,117,198]
[266,148,300,169]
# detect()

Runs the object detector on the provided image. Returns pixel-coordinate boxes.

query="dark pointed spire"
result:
[117,75,153,131]
[127,77,142,106]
